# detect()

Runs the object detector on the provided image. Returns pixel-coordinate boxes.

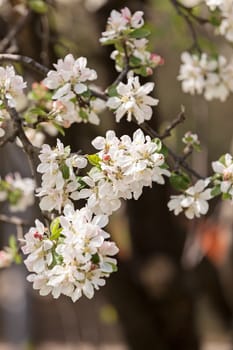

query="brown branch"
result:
[170,0,202,52]
[0,119,18,147]
[0,214,29,227]
[40,15,50,66]
[160,106,186,140]
[0,10,32,53]
[0,54,203,179]
[174,1,208,24]
[4,100,41,188]
[140,122,203,179]
[112,41,130,86]
[0,54,49,76]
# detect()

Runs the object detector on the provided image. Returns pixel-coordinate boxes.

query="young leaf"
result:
[87,154,101,167]
[50,218,62,240]
[28,0,48,14]
[169,171,191,191]
[129,27,151,39]
[61,164,70,180]
[211,185,221,197]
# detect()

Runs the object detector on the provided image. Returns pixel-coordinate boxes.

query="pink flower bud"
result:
[150,54,164,66]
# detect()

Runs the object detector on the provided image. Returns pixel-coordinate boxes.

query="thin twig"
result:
[40,15,50,66]
[4,101,41,188]
[0,10,31,52]
[160,106,186,140]
[0,214,29,227]
[0,54,49,76]
[112,41,130,86]
[0,54,203,179]
[140,122,203,179]
[170,0,202,52]
[0,119,18,147]
[175,1,209,25]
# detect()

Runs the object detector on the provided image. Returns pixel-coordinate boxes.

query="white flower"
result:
[44,54,97,94]
[23,205,119,302]
[16,128,45,148]
[205,0,224,10]
[100,7,144,44]
[107,76,159,124]
[37,139,87,213]
[0,66,26,107]
[182,131,200,146]
[43,54,97,103]
[168,179,212,219]
[0,173,35,212]
[85,129,169,215]
[178,52,208,95]
[179,0,202,7]
[212,153,233,200]
[178,52,233,101]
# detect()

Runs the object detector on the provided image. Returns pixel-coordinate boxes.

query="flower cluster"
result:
[107,75,159,124]
[43,54,104,127]
[168,179,213,219]
[212,153,233,201]
[79,129,170,215]
[0,173,35,212]
[178,52,233,101]
[36,139,87,213]
[182,131,200,153]
[100,7,163,76]
[204,0,233,42]
[180,1,233,43]
[0,66,26,108]
[100,7,144,44]
[22,205,119,302]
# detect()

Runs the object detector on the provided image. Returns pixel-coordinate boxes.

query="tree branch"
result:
[0,54,49,76]
[0,10,32,53]
[4,101,41,188]
[160,106,186,140]
[170,0,202,52]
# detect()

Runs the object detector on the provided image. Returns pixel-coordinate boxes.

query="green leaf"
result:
[109,263,118,272]
[107,85,118,96]
[219,154,226,165]
[52,122,65,136]
[49,250,63,268]
[14,253,22,265]
[77,176,88,190]
[133,66,149,77]
[87,154,101,167]
[129,26,151,39]
[50,218,62,240]
[159,144,168,157]
[92,253,100,264]
[8,189,22,205]
[28,0,48,14]
[169,171,191,191]
[211,185,221,197]
[209,15,221,27]
[79,108,89,121]
[61,164,70,180]
[222,192,232,200]
[152,138,162,152]
[9,235,17,251]
[129,55,142,67]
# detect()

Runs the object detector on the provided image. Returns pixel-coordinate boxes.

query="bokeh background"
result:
[0,0,233,349]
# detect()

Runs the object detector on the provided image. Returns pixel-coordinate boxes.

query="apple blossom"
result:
[168,179,213,219]
[22,205,119,301]
[107,75,159,124]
